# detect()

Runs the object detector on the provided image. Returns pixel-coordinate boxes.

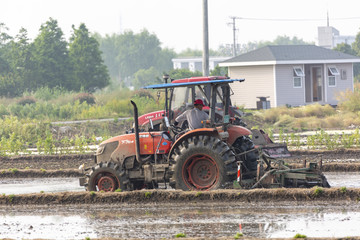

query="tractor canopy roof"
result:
[171,76,228,83]
[144,77,245,89]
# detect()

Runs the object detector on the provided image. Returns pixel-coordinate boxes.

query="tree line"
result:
[3,16,358,98]
[0,19,110,97]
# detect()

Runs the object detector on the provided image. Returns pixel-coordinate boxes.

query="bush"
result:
[17,96,37,106]
[74,93,96,105]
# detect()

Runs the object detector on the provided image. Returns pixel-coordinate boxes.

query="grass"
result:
[115,189,122,192]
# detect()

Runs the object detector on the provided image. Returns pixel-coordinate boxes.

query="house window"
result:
[328,66,339,87]
[293,67,304,88]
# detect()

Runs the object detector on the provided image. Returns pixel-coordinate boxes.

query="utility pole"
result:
[228,16,241,57]
[202,0,209,76]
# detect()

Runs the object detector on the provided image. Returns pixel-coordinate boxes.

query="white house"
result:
[219,45,360,109]
[172,57,230,72]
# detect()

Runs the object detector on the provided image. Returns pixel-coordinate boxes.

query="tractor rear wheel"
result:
[169,135,237,191]
[86,162,130,192]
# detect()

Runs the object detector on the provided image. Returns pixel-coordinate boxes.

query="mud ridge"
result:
[1,162,358,179]
[1,188,360,205]
[0,169,82,178]
[289,163,360,172]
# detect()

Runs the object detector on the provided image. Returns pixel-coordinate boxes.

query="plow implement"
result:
[234,130,330,189]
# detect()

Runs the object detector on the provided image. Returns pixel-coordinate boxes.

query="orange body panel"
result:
[226,125,252,145]
[102,132,172,160]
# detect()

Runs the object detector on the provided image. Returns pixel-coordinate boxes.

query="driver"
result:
[174,99,209,130]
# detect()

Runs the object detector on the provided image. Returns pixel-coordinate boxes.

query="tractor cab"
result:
[144,76,245,133]
[138,76,246,131]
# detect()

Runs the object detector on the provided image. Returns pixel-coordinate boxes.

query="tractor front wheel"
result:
[86,162,130,192]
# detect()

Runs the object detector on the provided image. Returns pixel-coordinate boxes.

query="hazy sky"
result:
[1,0,360,52]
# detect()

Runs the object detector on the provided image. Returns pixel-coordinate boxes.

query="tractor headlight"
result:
[95,145,105,155]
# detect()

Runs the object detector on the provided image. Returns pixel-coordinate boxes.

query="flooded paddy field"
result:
[0,201,360,239]
[0,151,360,239]
[0,172,360,195]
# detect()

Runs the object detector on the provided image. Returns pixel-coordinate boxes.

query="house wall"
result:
[324,63,354,105]
[275,65,306,107]
[228,65,275,109]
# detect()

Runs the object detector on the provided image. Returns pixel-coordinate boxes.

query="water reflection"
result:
[0,202,360,239]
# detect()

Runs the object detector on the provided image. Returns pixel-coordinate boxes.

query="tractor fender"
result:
[168,128,219,158]
[226,125,252,146]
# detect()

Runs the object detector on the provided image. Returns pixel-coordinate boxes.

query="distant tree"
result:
[334,43,357,55]
[210,65,227,76]
[94,33,122,81]
[96,30,175,84]
[69,23,110,91]
[0,23,12,74]
[178,48,202,57]
[31,18,71,90]
[353,30,360,55]
[237,35,313,55]
[177,48,223,57]
[133,67,162,89]
[167,68,202,80]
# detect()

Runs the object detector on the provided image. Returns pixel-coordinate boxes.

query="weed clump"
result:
[294,233,307,238]
[313,186,324,197]
[8,168,18,174]
[145,192,152,198]
[234,232,243,239]
[174,233,186,238]
[340,186,347,193]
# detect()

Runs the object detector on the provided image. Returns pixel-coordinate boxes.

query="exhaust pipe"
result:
[131,100,142,165]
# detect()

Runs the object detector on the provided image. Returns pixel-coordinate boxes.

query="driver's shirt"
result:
[175,107,209,130]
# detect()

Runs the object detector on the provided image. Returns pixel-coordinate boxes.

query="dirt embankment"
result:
[1,188,360,206]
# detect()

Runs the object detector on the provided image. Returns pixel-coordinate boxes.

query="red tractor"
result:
[79,77,329,191]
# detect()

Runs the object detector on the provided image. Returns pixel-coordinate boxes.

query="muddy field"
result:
[1,150,360,239]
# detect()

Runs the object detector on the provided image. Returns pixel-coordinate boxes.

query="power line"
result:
[234,16,360,22]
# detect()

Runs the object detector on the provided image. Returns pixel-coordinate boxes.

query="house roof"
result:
[219,45,360,66]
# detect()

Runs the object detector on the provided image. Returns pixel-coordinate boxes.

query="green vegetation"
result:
[144,192,152,198]
[115,189,122,192]
[340,187,347,193]
[8,194,15,203]
[294,233,307,238]
[90,191,96,197]
[8,168,18,174]
[234,232,244,239]
[174,233,186,238]
[195,192,202,197]
[313,186,324,197]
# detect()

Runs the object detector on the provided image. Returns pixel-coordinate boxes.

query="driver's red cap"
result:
[194,99,205,106]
